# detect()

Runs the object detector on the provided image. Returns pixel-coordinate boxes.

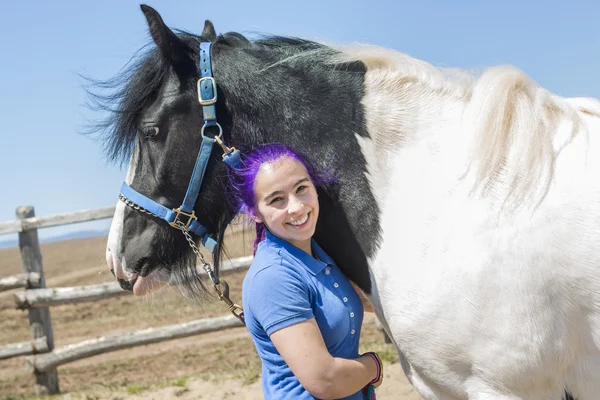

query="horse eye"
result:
[141,126,159,140]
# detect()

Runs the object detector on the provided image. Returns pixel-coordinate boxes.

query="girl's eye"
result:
[296,185,307,193]
[269,197,283,205]
[141,126,159,140]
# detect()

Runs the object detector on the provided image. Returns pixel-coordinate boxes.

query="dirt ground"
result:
[0,228,422,400]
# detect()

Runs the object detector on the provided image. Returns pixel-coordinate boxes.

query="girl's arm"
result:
[270,318,382,399]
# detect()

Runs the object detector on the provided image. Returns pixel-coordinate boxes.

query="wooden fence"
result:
[0,205,251,396]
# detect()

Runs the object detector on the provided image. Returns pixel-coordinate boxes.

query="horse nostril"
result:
[118,278,134,292]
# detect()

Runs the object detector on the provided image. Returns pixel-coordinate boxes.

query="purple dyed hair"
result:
[226,143,334,253]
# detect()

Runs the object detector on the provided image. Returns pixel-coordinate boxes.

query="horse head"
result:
[103,6,237,297]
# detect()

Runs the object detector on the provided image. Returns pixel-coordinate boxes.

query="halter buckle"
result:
[197,77,217,106]
[170,207,197,230]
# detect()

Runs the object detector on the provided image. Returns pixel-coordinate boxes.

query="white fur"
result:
[349,45,600,399]
[106,146,139,280]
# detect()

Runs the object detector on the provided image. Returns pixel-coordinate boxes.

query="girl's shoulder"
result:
[246,251,301,283]
[251,239,306,271]
[247,242,284,274]
[243,244,312,294]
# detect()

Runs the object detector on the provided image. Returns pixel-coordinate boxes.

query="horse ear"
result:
[202,20,217,41]
[140,4,187,63]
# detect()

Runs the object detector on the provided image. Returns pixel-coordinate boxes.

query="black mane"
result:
[85,42,167,165]
[85,31,332,166]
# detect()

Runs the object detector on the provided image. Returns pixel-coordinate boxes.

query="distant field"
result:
[0,226,420,400]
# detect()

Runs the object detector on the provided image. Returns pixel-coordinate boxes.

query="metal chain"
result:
[119,194,158,218]
[176,221,243,323]
[175,221,219,287]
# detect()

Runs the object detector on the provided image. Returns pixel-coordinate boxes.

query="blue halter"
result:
[118,42,242,253]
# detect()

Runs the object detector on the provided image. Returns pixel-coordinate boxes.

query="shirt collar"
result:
[264,230,333,275]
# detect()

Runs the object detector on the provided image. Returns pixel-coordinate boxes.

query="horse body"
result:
[100,6,600,399]
[358,61,600,398]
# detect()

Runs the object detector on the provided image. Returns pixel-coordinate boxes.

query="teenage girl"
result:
[228,143,383,399]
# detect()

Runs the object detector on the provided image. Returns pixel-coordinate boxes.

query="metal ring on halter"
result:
[200,122,223,139]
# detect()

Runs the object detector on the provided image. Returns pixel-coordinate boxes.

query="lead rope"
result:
[177,221,245,324]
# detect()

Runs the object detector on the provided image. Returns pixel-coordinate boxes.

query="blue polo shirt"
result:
[242,231,365,399]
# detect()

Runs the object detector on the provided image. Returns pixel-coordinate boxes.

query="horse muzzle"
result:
[106,245,171,296]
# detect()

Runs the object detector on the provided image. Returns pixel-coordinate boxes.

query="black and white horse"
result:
[100,5,600,399]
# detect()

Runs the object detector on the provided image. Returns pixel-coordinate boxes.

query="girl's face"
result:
[252,156,319,253]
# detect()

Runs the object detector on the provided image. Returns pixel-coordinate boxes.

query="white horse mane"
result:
[330,43,600,209]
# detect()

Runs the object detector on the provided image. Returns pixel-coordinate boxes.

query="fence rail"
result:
[28,315,243,373]
[11,256,252,309]
[0,206,116,235]
[0,272,41,292]
[0,205,253,396]
[13,282,128,309]
[0,337,49,361]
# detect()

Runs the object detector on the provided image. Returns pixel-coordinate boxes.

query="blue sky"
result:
[1,0,599,242]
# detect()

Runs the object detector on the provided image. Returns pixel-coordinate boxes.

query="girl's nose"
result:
[288,198,304,214]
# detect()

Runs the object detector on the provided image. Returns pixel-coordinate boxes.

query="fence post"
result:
[17,206,60,395]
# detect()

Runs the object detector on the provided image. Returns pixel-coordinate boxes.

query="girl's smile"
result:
[288,212,310,227]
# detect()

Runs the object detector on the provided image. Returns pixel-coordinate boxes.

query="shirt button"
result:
[350,312,355,317]
[351,329,356,335]
[325,269,331,275]
[333,283,339,288]
[343,297,348,303]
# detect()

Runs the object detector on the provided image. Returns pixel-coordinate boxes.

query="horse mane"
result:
[466,66,582,207]
[84,42,167,166]
[329,44,596,207]
[85,31,340,166]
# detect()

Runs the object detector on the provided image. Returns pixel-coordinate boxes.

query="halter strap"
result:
[117,40,245,324]
[198,42,218,127]
[181,136,216,214]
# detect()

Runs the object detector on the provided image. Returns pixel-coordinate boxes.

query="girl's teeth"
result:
[291,214,308,226]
